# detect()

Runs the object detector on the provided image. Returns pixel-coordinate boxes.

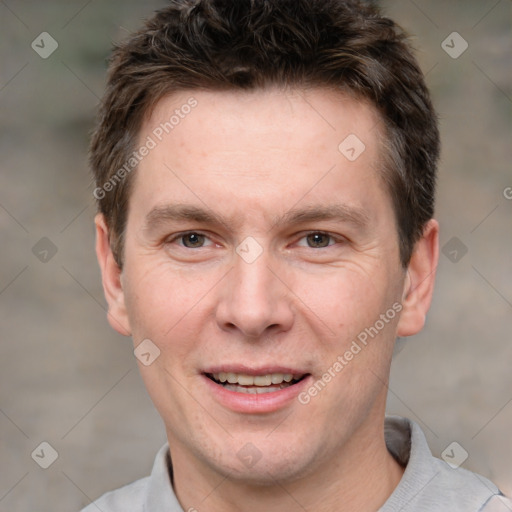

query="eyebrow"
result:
[143,204,225,233]
[143,203,371,234]
[275,204,370,230]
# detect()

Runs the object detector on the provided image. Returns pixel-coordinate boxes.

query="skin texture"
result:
[95,87,439,512]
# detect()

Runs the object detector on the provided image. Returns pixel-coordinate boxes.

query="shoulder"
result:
[80,476,149,512]
[79,443,178,512]
[382,416,507,512]
[427,456,501,509]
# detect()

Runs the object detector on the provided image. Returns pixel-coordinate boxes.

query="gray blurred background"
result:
[0,1,511,510]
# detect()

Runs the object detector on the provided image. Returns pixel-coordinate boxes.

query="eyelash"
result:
[166,231,344,249]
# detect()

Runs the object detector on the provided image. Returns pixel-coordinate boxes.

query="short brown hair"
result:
[90,0,440,268]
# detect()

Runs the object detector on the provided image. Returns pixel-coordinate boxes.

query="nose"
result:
[215,245,294,339]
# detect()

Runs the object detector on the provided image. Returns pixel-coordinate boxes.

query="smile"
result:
[206,372,306,394]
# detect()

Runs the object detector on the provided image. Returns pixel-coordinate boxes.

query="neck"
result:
[169,414,404,512]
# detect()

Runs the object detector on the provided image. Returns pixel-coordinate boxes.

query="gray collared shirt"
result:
[81,416,510,511]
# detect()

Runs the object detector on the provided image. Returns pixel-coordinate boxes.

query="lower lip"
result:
[202,374,312,414]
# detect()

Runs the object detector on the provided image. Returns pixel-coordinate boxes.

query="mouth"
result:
[201,365,312,413]
[205,371,308,394]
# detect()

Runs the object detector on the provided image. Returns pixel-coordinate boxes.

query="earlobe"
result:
[95,213,132,336]
[397,219,439,337]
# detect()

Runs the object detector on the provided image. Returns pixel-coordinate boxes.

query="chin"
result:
[204,438,319,485]
[227,460,311,486]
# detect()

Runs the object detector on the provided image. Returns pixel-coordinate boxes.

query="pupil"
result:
[309,233,328,248]
[184,233,203,247]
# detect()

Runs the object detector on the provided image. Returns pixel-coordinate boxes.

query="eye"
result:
[168,232,214,249]
[297,232,340,248]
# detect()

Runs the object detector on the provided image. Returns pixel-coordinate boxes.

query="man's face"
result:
[105,88,412,482]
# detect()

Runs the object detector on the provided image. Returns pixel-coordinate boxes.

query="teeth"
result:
[226,372,238,384]
[254,375,272,386]
[211,372,303,387]
[271,374,283,384]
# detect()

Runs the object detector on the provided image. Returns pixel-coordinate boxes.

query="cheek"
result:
[291,265,395,338]
[122,259,214,341]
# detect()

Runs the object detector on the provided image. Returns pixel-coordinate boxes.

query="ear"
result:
[95,213,131,336]
[397,219,439,337]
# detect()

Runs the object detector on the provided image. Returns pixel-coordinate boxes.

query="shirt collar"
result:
[144,443,184,512]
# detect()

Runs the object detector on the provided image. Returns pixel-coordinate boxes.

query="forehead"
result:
[142,87,382,157]
[131,87,389,227]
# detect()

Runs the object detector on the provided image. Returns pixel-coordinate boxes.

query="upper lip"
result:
[202,365,309,376]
